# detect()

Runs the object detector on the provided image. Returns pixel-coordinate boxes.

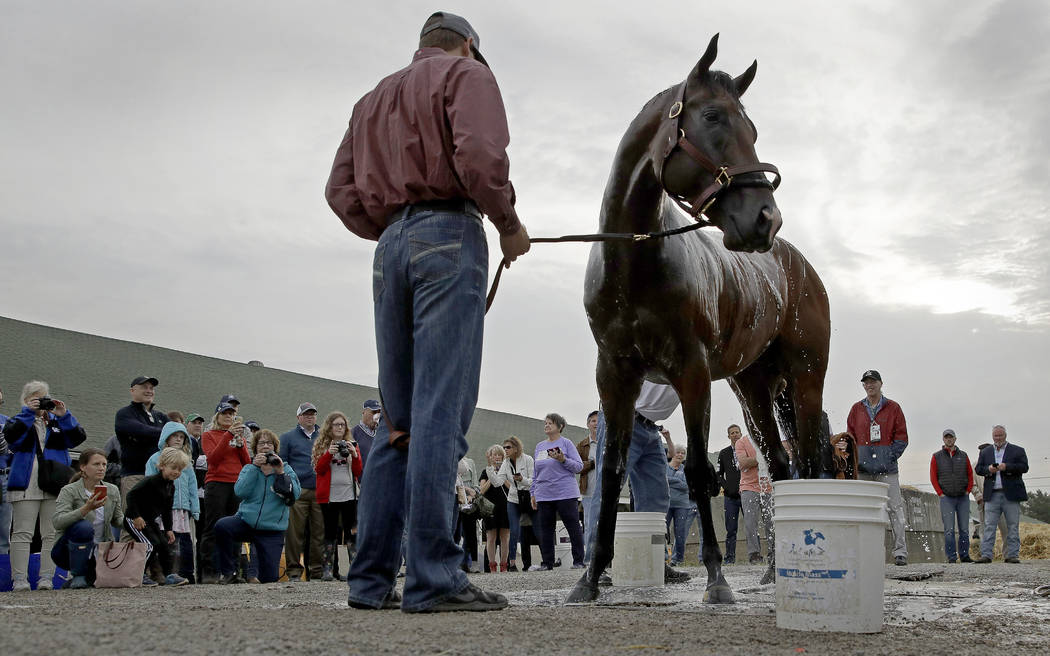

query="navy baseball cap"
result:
[363,399,381,412]
[245,421,261,431]
[219,394,240,406]
[131,375,159,387]
[216,402,237,414]
[860,370,882,382]
[420,11,489,68]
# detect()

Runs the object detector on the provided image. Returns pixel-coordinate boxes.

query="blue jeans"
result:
[348,210,487,612]
[665,506,694,564]
[0,470,11,555]
[585,412,672,554]
[939,495,970,561]
[214,515,285,583]
[723,495,742,562]
[981,490,1020,559]
[506,501,521,562]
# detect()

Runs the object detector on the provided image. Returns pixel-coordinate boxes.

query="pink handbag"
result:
[94,541,148,588]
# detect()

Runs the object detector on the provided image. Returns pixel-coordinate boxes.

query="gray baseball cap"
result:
[420,11,489,68]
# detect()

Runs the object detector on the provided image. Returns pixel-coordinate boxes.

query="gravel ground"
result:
[2,561,1049,655]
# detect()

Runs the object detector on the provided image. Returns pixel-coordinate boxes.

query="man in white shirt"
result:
[586,380,690,583]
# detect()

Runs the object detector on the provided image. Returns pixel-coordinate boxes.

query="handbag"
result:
[94,541,149,588]
[37,455,75,496]
[509,461,533,512]
[461,493,495,519]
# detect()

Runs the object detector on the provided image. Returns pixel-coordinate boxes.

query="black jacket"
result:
[975,443,1028,502]
[717,445,741,498]
[125,472,175,531]
[114,402,168,476]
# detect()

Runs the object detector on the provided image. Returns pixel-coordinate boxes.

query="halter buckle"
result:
[715,167,732,187]
[668,102,682,119]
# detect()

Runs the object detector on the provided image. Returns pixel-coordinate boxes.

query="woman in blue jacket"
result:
[2,381,86,590]
[146,422,201,582]
[214,429,300,584]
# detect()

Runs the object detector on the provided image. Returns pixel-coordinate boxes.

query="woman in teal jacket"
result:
[145,422,200,581]
[214,429,300,583]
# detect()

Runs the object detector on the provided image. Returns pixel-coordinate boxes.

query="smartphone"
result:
[94,484,108,501]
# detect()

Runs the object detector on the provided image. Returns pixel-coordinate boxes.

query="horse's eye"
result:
[702,109,721,124]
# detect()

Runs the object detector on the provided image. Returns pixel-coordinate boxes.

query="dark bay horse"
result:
[568,35,831,604]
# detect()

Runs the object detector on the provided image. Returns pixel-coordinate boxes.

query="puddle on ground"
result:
[506,572,1050,628]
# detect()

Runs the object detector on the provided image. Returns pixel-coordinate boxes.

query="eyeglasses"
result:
[331,422,347,428]
[503,444,514,449]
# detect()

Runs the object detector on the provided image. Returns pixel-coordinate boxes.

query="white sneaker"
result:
[12,580,31,592]
[36,578,53,590]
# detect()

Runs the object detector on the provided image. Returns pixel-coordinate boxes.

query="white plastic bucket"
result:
[612,512,665,587]
[773,479,889,633]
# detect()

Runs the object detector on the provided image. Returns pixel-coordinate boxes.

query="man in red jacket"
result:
[929,429,974,563]
[845,370,910,565]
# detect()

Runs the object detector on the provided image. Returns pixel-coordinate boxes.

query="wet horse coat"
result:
[568,36,831,604]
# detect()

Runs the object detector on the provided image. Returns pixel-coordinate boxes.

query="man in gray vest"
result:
[929,429,974,563]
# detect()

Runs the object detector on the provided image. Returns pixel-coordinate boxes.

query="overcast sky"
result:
[2,1,1048,491]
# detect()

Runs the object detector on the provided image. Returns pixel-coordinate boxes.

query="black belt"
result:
[388,198,481,226]
[635,413,658,431]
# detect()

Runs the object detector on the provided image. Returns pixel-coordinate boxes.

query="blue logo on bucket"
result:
[777,568,848,579]
[788,529,827,557]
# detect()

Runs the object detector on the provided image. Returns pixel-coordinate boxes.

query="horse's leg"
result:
[778,370,827,479]
[566,355,641,603]
[728,365,785,586]
[674,363,733,603]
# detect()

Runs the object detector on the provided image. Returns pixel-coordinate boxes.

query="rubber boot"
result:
[68,540,94,589]
[321,542,334,582]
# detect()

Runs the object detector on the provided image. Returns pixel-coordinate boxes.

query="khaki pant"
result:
[284,488,324,579]
[11,497,57,583]
[120,474,145,510]
[859,472,908,558]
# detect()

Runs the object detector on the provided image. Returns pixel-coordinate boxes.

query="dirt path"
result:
[2,561,1048,655]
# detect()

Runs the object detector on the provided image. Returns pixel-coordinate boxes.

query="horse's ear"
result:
[734,60,758,97]
[690,33,719,81]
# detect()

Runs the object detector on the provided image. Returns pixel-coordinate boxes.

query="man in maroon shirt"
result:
[325,11,528,613]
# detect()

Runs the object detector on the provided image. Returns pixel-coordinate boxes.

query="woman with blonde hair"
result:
[3,380,86,590]
[496,435,534,571]
[198,402,251,583]
[478,444,510,572]
[313,411,362,581]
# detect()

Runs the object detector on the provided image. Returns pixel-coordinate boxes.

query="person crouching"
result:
[214,429,301,584]
[50,448,123,589]
[123,446,191,586]
[145,422,201,583]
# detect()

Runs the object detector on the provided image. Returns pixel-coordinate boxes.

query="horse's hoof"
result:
[704,582,735,604]
[565,580,600,603]
[759,565,776,585]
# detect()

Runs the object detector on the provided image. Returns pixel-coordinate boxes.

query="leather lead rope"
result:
[484,219,713,313]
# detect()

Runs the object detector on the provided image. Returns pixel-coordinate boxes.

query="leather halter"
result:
[654,81,781,223]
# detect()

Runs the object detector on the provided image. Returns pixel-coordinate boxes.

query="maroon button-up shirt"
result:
[325,48,521,241]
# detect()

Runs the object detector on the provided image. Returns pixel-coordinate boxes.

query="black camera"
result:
[337,440,351,458]
[37,397,56,412]
[265,453,281,467]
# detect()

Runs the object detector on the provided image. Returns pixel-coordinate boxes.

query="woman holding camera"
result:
[51,448,123,589]
[312,411,363,581]
[215,429,301,583]
[3,381,87,591]
[529,412,584,571]
[198,402,251,583]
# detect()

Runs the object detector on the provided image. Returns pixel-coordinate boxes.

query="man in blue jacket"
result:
[974,425,1028,563]
[279,402,323,581]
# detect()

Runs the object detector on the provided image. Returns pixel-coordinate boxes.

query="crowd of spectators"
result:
[0,366,1031,592]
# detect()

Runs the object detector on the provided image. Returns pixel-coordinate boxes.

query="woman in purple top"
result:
[529,413,585,570]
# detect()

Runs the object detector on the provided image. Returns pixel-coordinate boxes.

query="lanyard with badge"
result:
[866,400,881,443]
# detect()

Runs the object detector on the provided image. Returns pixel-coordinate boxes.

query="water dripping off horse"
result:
[568,35,831,604]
